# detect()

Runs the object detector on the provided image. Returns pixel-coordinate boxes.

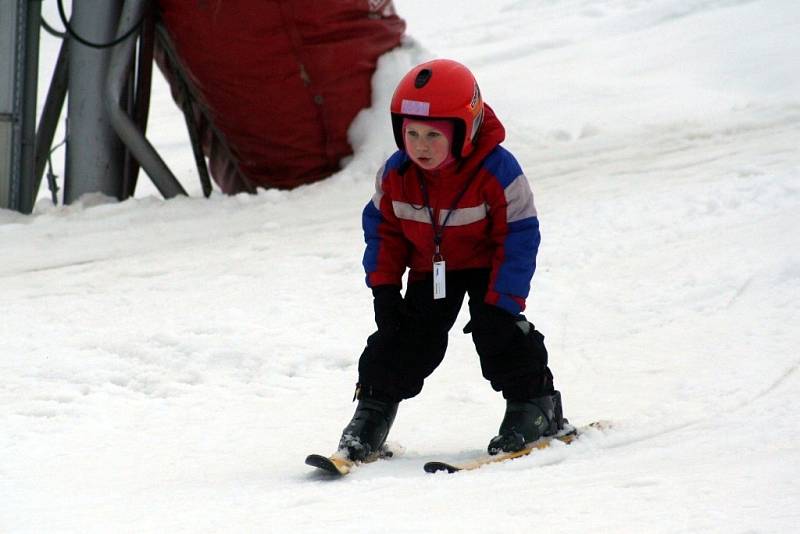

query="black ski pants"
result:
[358,269,554,402]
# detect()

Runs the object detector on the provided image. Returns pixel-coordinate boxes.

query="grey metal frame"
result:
[1,0,41,213]
[63,0,125,203]
[105,0,186,199]
[3,0,218,214]
[34,38,69,201]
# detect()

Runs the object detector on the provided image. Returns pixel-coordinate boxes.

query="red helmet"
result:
[390,59,484,158]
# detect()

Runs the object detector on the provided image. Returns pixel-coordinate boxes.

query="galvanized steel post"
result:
[64,0,125,204]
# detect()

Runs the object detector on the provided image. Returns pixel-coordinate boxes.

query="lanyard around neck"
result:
[415,167,476,261]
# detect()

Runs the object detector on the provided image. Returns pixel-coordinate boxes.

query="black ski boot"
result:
[488,391,565,455]
[338,397,398,461]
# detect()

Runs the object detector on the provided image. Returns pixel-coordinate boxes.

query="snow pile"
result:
[345,37,432,179]
[2,0,799,532]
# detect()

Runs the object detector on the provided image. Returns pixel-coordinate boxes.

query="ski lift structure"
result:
[0,0,405,214]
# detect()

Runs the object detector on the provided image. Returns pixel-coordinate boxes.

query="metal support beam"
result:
[121,9,154,199]
[0,0,41,213]
[0,0,15,208]
[64,0,125,204]
[154,24,212,198]
[106,0,186,199]
[34,38,69,201]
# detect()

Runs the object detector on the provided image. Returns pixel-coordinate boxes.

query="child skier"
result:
[338,59,566,460]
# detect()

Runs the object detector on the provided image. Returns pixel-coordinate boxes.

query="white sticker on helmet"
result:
[401,99,431,116]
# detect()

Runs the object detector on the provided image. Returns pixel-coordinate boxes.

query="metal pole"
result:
[105,0,186,199]
[1,0,40,213]
[176,60,213,198]
[121,8,155,199]
[17,1,42,213]
[64,0,125,204]
[0,0,22,210]
[33,26,69,203]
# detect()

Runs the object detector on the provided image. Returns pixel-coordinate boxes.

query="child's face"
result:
[404,121,451,170]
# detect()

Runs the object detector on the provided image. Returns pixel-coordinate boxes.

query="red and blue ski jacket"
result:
[362,104,540,315]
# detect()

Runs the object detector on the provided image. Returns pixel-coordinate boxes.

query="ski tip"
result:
[305,454,349,476]
[423,461,461,474]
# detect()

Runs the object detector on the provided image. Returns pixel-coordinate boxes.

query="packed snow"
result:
[2,0,799,532]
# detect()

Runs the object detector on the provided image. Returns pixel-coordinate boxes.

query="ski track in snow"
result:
[2,0,799,532]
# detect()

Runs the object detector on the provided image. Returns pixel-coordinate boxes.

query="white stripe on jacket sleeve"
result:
[504,174,538,222]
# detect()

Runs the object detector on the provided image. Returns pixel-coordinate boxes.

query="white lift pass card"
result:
[433,260,446,299]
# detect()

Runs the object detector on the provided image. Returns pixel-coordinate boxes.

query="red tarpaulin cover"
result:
[156,0,405,192]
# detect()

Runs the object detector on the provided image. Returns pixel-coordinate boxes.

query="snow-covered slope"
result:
[2,1,799,532]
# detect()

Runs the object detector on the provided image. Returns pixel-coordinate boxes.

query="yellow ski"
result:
[424,421,609,474]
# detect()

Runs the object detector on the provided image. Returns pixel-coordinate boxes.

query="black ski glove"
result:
[372,285,403,334]
[464,302,520,334]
